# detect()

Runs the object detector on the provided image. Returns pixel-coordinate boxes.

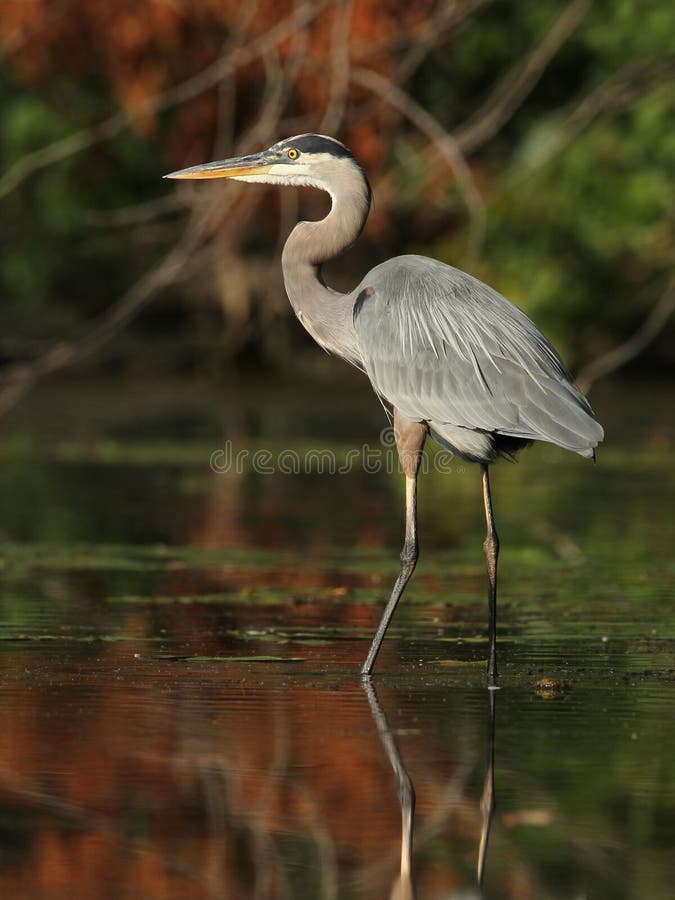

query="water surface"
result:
[0,374,673,898]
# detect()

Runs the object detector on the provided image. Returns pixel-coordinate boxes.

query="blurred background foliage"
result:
[0,0,673,401]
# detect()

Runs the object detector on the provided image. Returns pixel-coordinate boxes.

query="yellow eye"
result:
[287,148,299,160]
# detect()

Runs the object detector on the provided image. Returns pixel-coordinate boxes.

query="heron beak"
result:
[164,152,272,180]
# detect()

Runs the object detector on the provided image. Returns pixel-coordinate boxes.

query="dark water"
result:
[0,374,673,899]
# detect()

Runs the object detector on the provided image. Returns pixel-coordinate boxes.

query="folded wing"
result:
[352,256,604,459]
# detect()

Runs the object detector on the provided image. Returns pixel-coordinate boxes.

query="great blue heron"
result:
[166,133,604,682]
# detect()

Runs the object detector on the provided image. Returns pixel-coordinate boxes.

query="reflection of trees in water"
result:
[2,634,672,898]
[0,648,507,899]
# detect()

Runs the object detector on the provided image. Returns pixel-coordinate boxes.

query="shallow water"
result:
[0,374,673,898]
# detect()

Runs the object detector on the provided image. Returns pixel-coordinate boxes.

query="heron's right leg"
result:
[361,414,427,677]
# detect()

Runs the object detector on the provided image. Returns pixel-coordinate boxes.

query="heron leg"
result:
[361,414,426,677]
[481,464,500,683]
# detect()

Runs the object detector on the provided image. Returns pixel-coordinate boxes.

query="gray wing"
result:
[352,255,604,458]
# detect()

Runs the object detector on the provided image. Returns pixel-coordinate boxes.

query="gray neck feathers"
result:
[281,159,371,364]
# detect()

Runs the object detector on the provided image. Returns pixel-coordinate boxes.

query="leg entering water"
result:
[360,413,427,677]
[361,474,419,676]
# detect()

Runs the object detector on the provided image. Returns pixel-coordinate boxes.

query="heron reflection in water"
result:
[166,134,603,681]
[363,679,497,899]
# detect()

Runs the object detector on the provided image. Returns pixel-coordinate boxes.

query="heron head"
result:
[164,133,367,198]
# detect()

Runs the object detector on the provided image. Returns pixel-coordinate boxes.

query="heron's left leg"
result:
[361,414,427,677]
[481,464,500,683]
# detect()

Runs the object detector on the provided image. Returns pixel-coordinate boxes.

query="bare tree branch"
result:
[319,0,354,135]
[240,47,287,150]
[0,210,212,415]
[83,194,184,229]
[454,0,591,154]
[511,57,675,181]
[0,1,340,415]
[213,0,262,159]
[396,0,495,83]
[0,0,336,200]
[352,67,486,253]
[575,275,675,393]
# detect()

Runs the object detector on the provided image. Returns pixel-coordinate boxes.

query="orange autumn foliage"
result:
[0,0,438,165]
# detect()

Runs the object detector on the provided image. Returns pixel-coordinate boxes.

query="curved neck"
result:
[280,166,371,361]
[282,171,370,284]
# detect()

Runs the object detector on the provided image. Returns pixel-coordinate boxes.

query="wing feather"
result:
[352,255,603,456]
